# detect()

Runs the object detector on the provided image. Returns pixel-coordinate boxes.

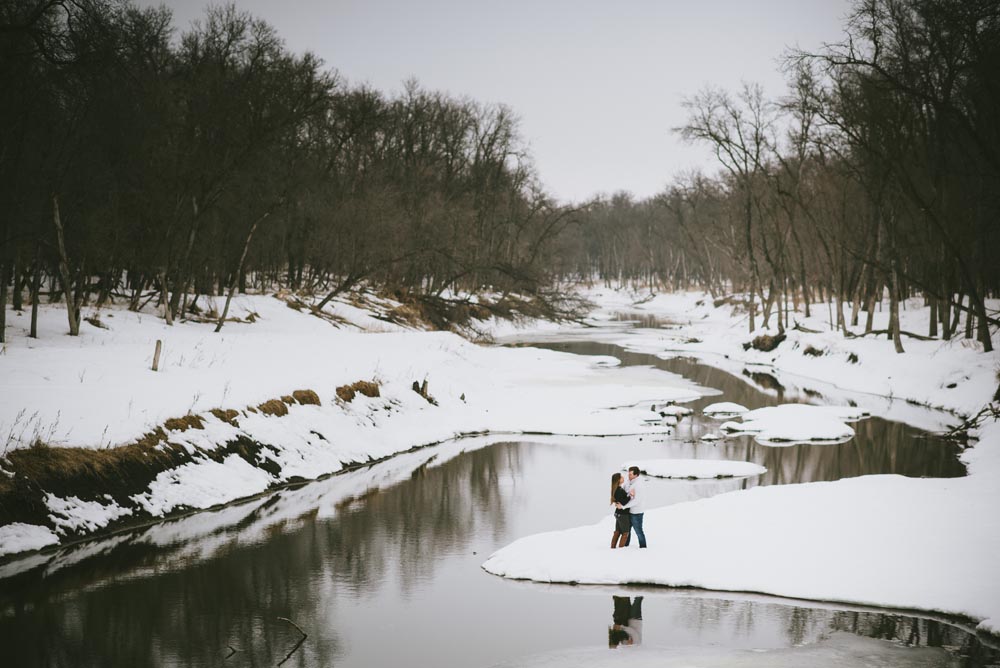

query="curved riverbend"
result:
[0,340,992,667]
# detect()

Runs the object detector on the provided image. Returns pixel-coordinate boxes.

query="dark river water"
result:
[0,338,995,667]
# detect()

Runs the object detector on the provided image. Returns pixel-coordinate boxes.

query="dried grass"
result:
[336,380,380,402]
[257,399,289,417]
[163,414,205,431]
[1,431,189,526]
[749,332,787,352]
[292,389,321,406]
[210,408,240,426]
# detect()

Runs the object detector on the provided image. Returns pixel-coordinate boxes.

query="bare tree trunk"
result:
[975,281,993,352]
[11,255,23,311]
[216,212,268,333]
[159,269,173,326]
[52,195,80,336]
[948,292,963,339]
[826,282,834,329]
[928,294,938,338]
[850,263,865,328]
[889,264,904,353]
[837,296,847,334]
[169,196,201,321]
[940,280,951,340]
[761,280,776,329]
[965,294,974,339]
[864,282,878,334]
[29,247,41,338]
[0,261,8,344]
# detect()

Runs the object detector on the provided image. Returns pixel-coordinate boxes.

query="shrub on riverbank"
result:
[336,381,381,403]
[292,390,321,406]
[163,415,206,432]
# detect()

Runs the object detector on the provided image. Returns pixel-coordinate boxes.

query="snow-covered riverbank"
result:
[0,292,703,557]
[483,287,1000,638]
[492,288,998,418]
[3,285,999,640]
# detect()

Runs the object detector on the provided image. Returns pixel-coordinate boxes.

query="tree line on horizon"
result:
[0,0,577,341]
[1,0,997,355]
[552,0,999,353]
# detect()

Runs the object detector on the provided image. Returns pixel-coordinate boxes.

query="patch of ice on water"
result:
[702,402,748,417]
[484,632,957,667]
[720,404,858,444]
[624,459,766,479]
[657,404,693,417]
[482,471,1000,636]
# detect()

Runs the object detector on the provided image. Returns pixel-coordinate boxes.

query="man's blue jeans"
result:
[630,513,646,548]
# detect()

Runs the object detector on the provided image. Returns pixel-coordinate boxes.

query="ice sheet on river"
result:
[484,419,1000,636]
[486,632,956,668]
[702,402,749,417]
[719,404,863,445]
[623,459,766,479]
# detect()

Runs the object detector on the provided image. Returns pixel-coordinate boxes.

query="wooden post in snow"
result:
[152,339,162,371]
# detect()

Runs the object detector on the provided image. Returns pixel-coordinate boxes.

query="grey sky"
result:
[142,0,852,203]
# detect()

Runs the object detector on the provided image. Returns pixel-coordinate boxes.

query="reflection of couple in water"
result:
[608,596,643,648]
[610,466,646,548]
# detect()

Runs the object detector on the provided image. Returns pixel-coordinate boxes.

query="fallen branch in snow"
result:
[844,328,936,342]
[944,404,1000,444]
[792,321,823,334]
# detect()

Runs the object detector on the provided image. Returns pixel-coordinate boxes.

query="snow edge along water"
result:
[0,290,705,559]
[481,287,1000,641]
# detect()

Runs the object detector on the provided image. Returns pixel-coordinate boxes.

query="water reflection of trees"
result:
[827,611,998,666]
[321,443,521,597]
[0,443,521,668]
[676,596,997,664]
[542,342,965,484]
[707,419,965,487]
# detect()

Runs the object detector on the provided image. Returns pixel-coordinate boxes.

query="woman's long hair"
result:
[610,472,622,505]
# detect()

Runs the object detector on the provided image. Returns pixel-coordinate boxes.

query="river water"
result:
[0,335,995,667]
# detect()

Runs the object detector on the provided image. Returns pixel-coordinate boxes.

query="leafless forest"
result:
[1,0,997,352]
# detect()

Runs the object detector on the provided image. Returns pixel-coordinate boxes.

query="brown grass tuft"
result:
[336,380,380,403]
[257,399,289,417]
[749,332,787,352]
[1,434,191,527]
[292,389,321,406]
[163,414,205,432]
[210,408,240,426]
[280,395,295,405]
[134,426,168,449]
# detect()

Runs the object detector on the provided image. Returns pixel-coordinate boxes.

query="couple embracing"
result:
[610,466,647,549]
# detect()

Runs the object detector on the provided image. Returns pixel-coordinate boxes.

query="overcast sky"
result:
[141,0,852,203]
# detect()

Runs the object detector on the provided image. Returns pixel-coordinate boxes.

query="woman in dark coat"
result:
[610,472,631,548]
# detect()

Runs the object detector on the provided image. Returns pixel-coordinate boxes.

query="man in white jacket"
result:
[619,466,647,548]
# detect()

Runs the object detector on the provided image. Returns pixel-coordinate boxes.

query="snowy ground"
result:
[0,291,704,556]
[3,285,999,641]
[491,288,998,418]
[482,286,1000,638]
